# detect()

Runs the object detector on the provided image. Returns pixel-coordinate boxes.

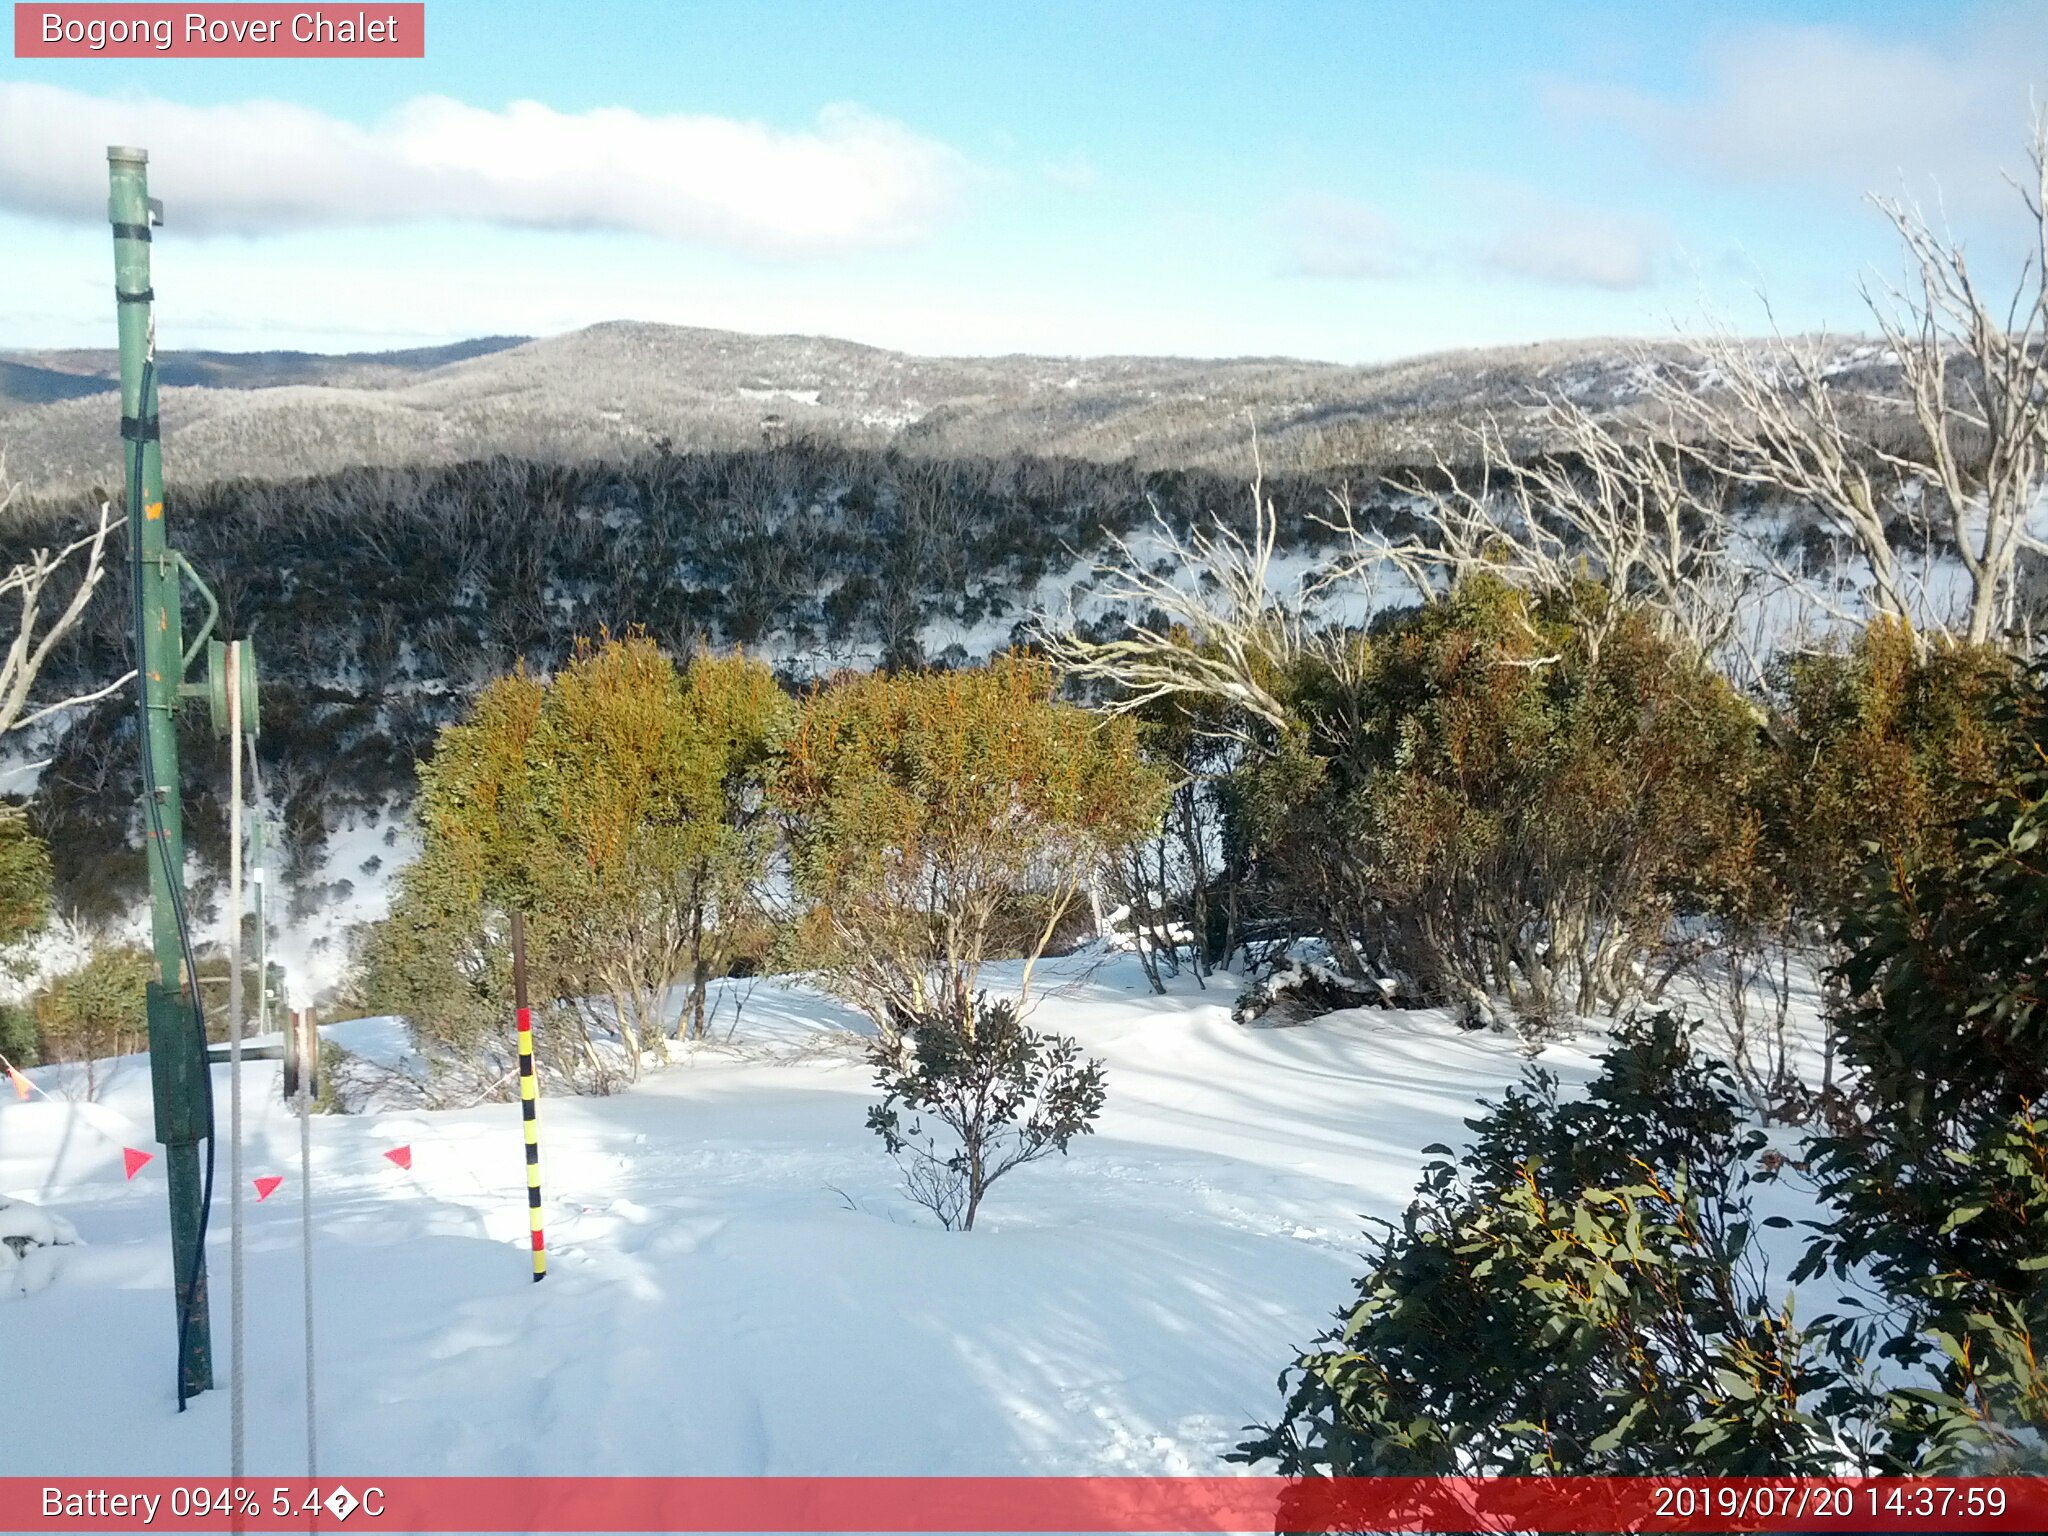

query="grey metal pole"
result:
[226,640,246,1475]
[296,1006,318,1480]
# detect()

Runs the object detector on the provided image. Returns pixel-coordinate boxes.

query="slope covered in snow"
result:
[0,953,1614,1478]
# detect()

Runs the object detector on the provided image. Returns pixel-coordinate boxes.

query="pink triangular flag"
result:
[253,1175,283,1202]
[6,1063,29,1100]
[383,1144,412,1171]
[123,1147,153,1180]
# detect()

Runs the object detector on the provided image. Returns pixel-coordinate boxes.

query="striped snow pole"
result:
[511,912,546,1282]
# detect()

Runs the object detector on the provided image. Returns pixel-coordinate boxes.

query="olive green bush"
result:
[1235,579,1760,1024]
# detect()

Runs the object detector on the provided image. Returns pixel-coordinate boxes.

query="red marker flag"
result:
[6,1062,29,1100]
[253,1175,283,1202]
[123,1147,153,1180]
[384,1144,412,1170]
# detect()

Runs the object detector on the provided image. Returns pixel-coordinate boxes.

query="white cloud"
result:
[1288,193,1424,279]
[1545,14,2048,211]
[0,83,970,255]
[1478,199,1663,291]
[1289,189,1664,291]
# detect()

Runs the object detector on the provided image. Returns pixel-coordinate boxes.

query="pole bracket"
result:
[146,982,211,1146]
[172,550,220,674]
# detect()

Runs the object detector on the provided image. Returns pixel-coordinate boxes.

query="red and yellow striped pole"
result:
[511,911,546,1282]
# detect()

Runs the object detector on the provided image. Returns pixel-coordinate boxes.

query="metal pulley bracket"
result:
[205,637,260,740]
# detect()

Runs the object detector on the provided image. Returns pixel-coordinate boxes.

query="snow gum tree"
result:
[401,635,786,1086]
[776,654,1169,1040]
[1652,115,2048,649]
[0,455,125,743]
[1236,577,1762,1024]
[1,453,126,968]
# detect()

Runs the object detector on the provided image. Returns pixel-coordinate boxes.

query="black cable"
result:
[127,356,215,1412]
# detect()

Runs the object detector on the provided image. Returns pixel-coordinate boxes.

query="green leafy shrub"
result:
[358,848,512,1060]
[367,636,788,1089]
[1236,1014,1835,1474]
[0,1001,37,1068]
[1794,659,2048,1467]
[25,945,152,1071]
[777,655,1168,1036]
[0,806,52,951]
[1237,579,1761,1022]
[1765,620,2018,925]
[866,994,1106,1231]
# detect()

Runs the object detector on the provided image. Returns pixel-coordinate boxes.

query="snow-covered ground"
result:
[0,952,1616,1478]
[267,809,419,1006]
[0,807,416,1015]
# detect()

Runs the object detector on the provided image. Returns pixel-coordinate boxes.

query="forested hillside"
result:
[0,321,1908,491]
[0,308,2018,981]
[3,443,1378,921]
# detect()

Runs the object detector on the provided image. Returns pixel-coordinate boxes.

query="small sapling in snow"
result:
[866,994,1105,1231]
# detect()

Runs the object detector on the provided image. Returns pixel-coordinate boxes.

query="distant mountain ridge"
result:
[0,335,530,410]
[0,320,1777,493]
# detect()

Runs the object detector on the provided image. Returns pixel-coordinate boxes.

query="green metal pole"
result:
[110,144,212,1402]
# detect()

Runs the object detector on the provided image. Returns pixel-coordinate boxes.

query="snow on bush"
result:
[0,1194,80,1299]
[1231,958,1397,1028]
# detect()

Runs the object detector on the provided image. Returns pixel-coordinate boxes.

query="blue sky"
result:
[2,0,2044,360]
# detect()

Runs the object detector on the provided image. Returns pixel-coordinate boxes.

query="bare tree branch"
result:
[1648,110,2048,650]
[1040,453,1332,737]
[1,465,123,741]
[1326,398,1762,680]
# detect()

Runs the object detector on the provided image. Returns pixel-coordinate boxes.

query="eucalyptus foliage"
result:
[1235,1016,1839,1476]
[867,994,1106,1231]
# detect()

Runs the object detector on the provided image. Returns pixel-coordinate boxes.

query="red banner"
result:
[2,1476,2044,1532]
[13,4,424,58]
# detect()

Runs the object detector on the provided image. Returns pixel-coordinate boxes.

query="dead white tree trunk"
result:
[1,459,131,741]
[1864,124,2048,645]
[1044,398,1753,722]
[1651,114,2048,650]
[1040,463,1330,738]
[1323,399,1760,682]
